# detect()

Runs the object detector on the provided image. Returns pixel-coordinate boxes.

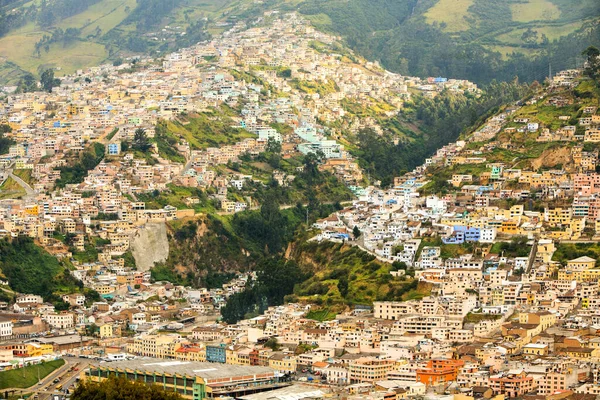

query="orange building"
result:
[416,359,465,386]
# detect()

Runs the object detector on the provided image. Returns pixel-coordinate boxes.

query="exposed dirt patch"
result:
[530,146,571,170]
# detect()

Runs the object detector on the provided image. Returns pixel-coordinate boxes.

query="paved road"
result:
[9,172,35,197]
[8,357,92,400]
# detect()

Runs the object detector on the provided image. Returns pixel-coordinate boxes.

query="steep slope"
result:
[0,0,598,85]
[0,237,97,306]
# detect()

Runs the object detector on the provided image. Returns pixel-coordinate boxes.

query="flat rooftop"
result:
[239,384,326,400]
[90,357,275,380]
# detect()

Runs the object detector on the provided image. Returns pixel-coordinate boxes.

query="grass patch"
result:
[464,312,502,324]
[424,0,475,32]
[306,308,337,321]
[0,359,65,389]
[294,241,418,306]
[166,111,255,150]
[489,237,531,258]
[0,30,107,76]
[401,281,433,301]
[304,13,332,27]
[13,169,33,185]
[0,176,26,200]
[510,0,561,22]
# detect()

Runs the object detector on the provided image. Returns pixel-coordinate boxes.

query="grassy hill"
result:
[298,0,600,83]
[0,236,84,302]
[0,0,598,85]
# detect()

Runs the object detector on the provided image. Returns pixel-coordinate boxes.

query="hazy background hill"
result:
[0,0,598,85]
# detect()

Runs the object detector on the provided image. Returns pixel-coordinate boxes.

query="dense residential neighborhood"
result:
[1,11,600,400]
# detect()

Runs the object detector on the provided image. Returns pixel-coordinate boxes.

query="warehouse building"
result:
[85,358,290,399]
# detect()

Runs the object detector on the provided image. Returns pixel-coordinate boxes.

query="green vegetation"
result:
[552,242,600,266]
[490,236,531,257]
[293,241,425,306]
[136,184,216,211]
[72,376,183,400]
[0,176,26,200]
[164,112,255,150]
[464,312,502,324]
[353,80,529,186]
[55,142,105,188]
[1,0,598,85]
[105,127,119,141]
[306,308,337,321]
[0,237,83,304]
[221,257,303,323]
[154,121,185,163]
[299,0,600,84]
[0,359,66,390]
[289,79,338,96]
[0,124,14,154]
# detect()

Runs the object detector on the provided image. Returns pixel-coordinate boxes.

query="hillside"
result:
[421,69,600,200]
[0,236,98,307]
[0,0,598,85]
[298,0,600,83]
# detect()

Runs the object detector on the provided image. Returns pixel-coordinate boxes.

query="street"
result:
[8,357,92,400]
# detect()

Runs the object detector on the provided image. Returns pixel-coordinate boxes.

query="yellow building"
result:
[28,343,54,356]
[99,324,113,339]
[558,256,600,283]
[518,312,557,331]
[523,343,548,356]
[545,207,572,227]
[268,353,297,373]
[567,256,596,270]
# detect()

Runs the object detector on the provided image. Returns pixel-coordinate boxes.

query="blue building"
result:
[206,344,226,363]
[106,142,121,156]
[442,226,481,244]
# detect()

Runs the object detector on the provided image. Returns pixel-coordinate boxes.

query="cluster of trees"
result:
[232,192,296,255]
[220,258,304,323]
[34,27,81,56]
[15,68,60,93]
[491,236,531,258]
[583,46,600,80]
[255,138,282,169]
[40,69,61,92]
[55,142,105,188]
[37,0,102,28]
[0,1,40,38]
[154,122,185,162]
[124,0,183,30]
[298,0,600,84]
[0,237,83,302]
[132,128,151,152]
[0,124,14,155]
[354,79,529,186]
[72,377,183,400]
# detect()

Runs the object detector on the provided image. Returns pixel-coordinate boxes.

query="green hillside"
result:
[0,237,86,304]
[0,0,598,85]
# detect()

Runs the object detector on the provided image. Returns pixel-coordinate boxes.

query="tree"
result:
[132,128,151,152]
[352,226,361,239]
[337,275,349,298]
[264,337,281,351]
[0,125,15,155]
[391,261,407,271]
[17,73,37,93]
[40,69,60,92]
[72,376,183,400]
[582,46,600,80]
